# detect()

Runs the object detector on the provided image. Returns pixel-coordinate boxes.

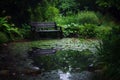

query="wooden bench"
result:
[30,22,63,39]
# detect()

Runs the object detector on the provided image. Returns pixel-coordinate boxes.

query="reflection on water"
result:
[59,70,71,80]
[32,50,96,71]
[21,69,94,80]
[0,38,98,80]
[21,49,95,80]
[0,49,96,80]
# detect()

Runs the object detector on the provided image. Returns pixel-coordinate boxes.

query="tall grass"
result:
[97,26,120,80]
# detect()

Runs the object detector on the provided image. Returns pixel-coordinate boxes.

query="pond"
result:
[0,38,99,80]
[25,50,95,80]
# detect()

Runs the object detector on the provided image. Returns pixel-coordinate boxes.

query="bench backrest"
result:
[30,22,57,30]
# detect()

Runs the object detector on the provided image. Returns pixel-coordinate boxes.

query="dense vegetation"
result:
[0,0,120,80]
[0,0,117,40]
[96,26,120,80]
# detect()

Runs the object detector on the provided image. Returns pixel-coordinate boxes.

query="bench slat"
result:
[31,22,56,28]
[30,22,63,39]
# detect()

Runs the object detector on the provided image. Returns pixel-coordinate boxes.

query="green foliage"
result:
[1,0,119,25]
[55,15,76,25]
[20,24,31,39]
[95,26,112,38]
[76,0,97,10]
[55,11,99,25]
[79,24,96,38]
[77,11,99,25]
[96,0,110,8]
[97,26,120,80]
[62,23,112,39]
[58,0,78,15]
[45,6,59,21]
[0,32,8,44]
[62,23,97,38]
[97,13,116,27]
[28,5,45,21]
[96,0,120,10]
[55,11,115,39]
[63,23,80,37]
[33,50,94,72]
[0,17,11,32]
[55,12,99,38]
[8,27,23,40]
[96,0,120,20]
[29,5,59,22]
[0,17,22,41]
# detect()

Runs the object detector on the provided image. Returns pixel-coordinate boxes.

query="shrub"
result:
[55,11,102,38]
[97,26,120,80]
[63,23,97,38]
[95,26,112,38]
[55,11,99,25]
[55,15,76,25]
[45,6,59,21]
[63,23,80,37]
[20,24,31,39]
[0,32,8,44]
[0,17,23,41]
[28,5,45,21]
[77,11,99,25]
[79,24,97,38]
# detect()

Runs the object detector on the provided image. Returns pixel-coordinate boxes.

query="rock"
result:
[87,64,95,72]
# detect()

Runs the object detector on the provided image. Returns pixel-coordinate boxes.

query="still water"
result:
[16,50,96,80]
[0,38,99,80]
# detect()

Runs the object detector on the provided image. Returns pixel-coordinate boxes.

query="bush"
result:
[28,5,45,21]
[63,23,80,37]
[20,24,31,39]
[45,6,59,21]
[62,23,112,39]
[0,17,23,41]
[79,24,97,38]
[55,11,111,38]
[0,32,8,44]
[63,23,97,38]
[97,26,120,80]
[95,26,112,38]
[55,15,76,25]
[55,11,99,25]
[77,11,99,25]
